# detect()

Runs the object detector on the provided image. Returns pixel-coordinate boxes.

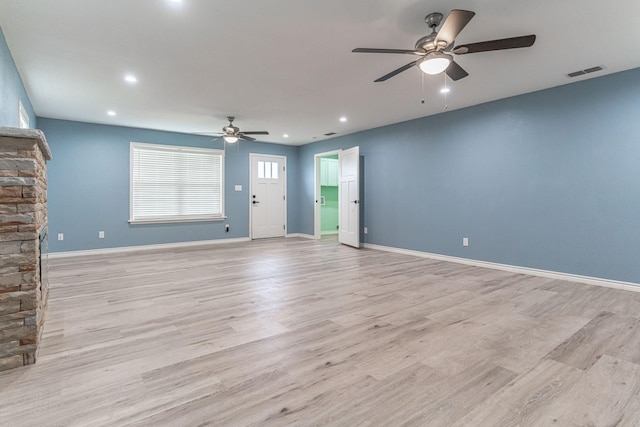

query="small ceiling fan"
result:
[203,116,269,143]
[352,9,536,82]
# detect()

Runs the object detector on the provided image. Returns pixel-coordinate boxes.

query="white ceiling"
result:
[1,0,639,146]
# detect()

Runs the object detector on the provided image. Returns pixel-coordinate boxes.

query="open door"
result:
[338,146,360,248]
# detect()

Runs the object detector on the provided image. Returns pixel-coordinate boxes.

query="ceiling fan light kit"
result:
[352,9,536,83]
[223,135,239,143]
[418,51,452,75]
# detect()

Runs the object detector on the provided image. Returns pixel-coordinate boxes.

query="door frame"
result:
[249,153,287,239]
[314,149,342,239]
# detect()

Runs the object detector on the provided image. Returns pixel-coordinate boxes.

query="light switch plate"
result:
[234,185,242,191]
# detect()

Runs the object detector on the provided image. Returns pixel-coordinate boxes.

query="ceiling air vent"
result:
[584,66,604,74]
[567,65,604,78]
[324,132,337,136]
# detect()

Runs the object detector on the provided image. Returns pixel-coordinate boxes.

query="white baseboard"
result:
[364,243,640,293]
[49,237,251,259]
[286,233,315,240]
[321,231,339,235]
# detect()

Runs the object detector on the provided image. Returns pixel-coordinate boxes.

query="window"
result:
[18,101,29,129]
[257,160,279,179]
[130,142,224,223]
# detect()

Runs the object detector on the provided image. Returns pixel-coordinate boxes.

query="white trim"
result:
[249,153,287,240]
[364,243,640,293]
[314,150,342,239]
[285,233,316,240]
[321,231,339,235]
[49,237,250,259]
[18,100,30,129]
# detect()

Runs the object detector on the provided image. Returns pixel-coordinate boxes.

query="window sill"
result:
[129,216,227,225]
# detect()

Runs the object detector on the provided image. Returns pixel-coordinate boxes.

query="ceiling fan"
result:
[352,9,536,82]
[204,116,269,143]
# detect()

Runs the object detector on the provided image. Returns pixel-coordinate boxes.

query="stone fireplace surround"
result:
[0,127,51,371]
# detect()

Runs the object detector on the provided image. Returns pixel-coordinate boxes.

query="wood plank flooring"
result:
[1,237,640,426]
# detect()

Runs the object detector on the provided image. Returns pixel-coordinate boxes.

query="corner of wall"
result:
[0,25,36,128]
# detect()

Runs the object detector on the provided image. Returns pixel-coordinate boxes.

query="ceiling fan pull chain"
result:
[443,73,448,111]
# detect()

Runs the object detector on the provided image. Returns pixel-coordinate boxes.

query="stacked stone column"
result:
[0,128,51,371]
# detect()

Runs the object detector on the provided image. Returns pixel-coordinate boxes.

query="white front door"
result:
[338,146,360,248]
[250,154,286,239]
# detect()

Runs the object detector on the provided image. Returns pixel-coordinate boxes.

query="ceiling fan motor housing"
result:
[415,34,436,51]
[416,13,451,51]
[223,116,239,134]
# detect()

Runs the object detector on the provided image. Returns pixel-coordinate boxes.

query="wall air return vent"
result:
[567,65,604,78]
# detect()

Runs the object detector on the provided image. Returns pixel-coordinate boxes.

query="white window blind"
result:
[130,142,224,223]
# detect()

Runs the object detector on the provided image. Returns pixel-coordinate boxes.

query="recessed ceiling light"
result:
[440,87,450,94]
[124,74,138,84]
[283,134,289,138]
[339,117,347,122]
[107,110,116,116]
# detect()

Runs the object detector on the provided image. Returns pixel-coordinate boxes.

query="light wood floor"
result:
[2,237,640,426]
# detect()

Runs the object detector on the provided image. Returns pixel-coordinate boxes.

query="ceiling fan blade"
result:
[374,60,418,82]
[445,60,469,81]
[435,9,475,47]
[238,134,256,141]
[241,131,269,135]
[453,35,536,54]
[353,48,423,55]
[193,132,223,136]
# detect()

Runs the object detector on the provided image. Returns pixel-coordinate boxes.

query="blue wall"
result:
[0,26,35,127]
[2,21,640,283]
[299,68,640,284]
[38,118,299,252]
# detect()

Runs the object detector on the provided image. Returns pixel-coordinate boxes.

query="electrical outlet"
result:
[57,233,64,241]
[99,231,105,239]
[463,237,469,247]
[225,224,230,232]
[364,227,368,234]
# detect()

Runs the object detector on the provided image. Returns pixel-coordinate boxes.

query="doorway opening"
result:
[319,154,339,238]
[314,147,360,248]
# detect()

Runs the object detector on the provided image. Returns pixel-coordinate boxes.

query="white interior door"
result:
[250,154,286,239]
[338,146,360,248]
